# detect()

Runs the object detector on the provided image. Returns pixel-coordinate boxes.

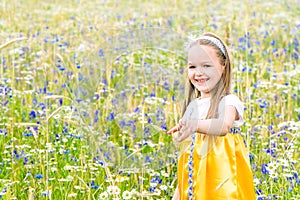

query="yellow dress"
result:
[177,95,256,200]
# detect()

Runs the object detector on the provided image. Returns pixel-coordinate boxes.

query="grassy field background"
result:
[0,0,299,199]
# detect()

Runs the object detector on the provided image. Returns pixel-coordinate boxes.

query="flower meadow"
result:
[0,0,299,199]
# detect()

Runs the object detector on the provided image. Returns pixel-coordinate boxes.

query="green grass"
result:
[0,0,299,199]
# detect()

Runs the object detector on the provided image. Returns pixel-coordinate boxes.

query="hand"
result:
[177,119,199,142]
[167,119,185,135]
[167,124,181,135]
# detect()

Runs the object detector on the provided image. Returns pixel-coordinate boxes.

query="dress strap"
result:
[229,127,241,134]
[188,133,196,200]
[185,128,240,199]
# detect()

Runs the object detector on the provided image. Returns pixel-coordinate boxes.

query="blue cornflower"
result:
[148,187,155,193]
[144,156,151,163]
[163,82,169,91]
[93,94,100,100]
[260,104,266,109]
[0,128,7,136]
[106,112,114,121]
[134,107,140,113]
[35,174,43,179]
[98,49,104,57]
[172,95,176,101]
[90,180,99,189]
[144,127,151,138]
[242,66,247,72]
[161,123,167,130]
[270,40,276,46]
[22,132,33,137]
[102,79,108,85]
[119,120,126,128]
[261,164,268,175]
[24,157,28,165]
[292,52,299,61]
[272,48,278,53]
[29,110,36,120]
[98,161,105,166]
[249,153,254,163]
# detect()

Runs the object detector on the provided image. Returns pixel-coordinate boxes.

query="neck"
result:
[200,92,210,99]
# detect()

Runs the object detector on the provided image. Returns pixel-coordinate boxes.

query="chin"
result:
[194,84,207,90]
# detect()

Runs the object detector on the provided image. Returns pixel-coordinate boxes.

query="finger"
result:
[167,128,175,135]
[177,126,192,142]
[180,124,187,133]
[177,131,186,142]
[179,120,186,127]
[167,126,179,135]
[177,128,185,142]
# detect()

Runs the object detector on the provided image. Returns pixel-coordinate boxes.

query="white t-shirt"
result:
[182,94,244,127]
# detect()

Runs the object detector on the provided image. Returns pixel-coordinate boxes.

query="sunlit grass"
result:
[0,0,299,199]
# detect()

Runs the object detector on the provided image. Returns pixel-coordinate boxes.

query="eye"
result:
[203,64,211,68]
[188,65,196,69]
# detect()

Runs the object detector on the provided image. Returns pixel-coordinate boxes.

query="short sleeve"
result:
[218,94,244,126]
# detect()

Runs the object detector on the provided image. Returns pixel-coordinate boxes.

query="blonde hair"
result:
[181,32,232,119]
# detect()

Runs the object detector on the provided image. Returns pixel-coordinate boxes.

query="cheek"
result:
[217,65,225,75]
[187,70,194,79]
[209,67,223,76]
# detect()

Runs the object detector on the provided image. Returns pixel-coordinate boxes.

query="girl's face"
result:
[187,45,225,98]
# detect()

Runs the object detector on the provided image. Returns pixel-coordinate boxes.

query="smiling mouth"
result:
[195,79,209,83]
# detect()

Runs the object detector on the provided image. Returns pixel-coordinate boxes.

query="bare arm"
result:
[198,105,238,134]
[172,185,180,200]
[177,105,239,142]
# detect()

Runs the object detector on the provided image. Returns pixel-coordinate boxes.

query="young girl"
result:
[167,32,256,199]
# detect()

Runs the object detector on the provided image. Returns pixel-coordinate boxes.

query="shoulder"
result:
[219,94,244,112]
[219,94,245,126]
[219,94,243,107]
[221,94,243,103]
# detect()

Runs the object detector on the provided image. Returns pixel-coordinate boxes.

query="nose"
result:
[195,67,204,75]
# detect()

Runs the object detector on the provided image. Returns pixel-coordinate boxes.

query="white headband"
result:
[186,35,226,57]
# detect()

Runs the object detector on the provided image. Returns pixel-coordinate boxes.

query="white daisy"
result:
[282,173,293,178]
[159,185,168,190]
[122,190,132,199]
[99,191,108,200]
[278,158,289,167]
[269,171,278,179]
[253,177,260,186]
[266,161,279,173]
[67,193,77,198]
[160,171,169,178]
[107,185,121,195]
[150,182,158,187]
[153,188,161,196]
